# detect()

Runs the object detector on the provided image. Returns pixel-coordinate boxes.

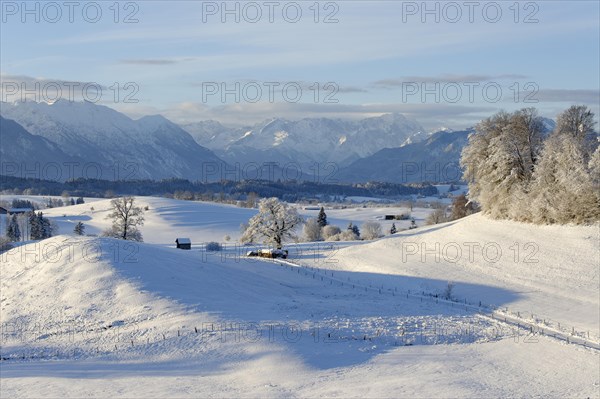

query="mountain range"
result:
[182,113,425,168]
[1,100,224,181]
[0,100,557,184]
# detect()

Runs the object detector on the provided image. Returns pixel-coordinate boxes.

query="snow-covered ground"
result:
[1,196,598,397]
[3,196,433,244]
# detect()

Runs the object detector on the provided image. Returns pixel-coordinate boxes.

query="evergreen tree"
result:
[38,212,53,239]
[76,197,85,205]
[390,223,397,234]
[29,211,42,240]
[347,222,360,238]
[29,212,53,240]
[74,221,85,236]
[317,206,328,227]
[70,198,75,206]
[6,214,21,242]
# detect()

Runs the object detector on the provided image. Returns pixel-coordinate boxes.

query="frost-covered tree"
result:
[6,214,21,242]
[555,105,597,151]
[74,221,85,236]
[463,105,599,224]
[303,218,322,242]
[241,197,304,249]
[362,221,382,240]
[103,197,145,241]
[317,207,328,227]
[530,121,599,224]
[461,108,545,218]
[426,208,448,225]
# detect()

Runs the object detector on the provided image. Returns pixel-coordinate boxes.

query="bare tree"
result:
[103,197,145,241]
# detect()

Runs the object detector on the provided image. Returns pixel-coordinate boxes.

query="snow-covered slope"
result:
[337,129,472,183]
[0,101,225,181]
[300,213,600,335]
[2,230,598,397]
[0,116,83,176]
[36,196,433,246]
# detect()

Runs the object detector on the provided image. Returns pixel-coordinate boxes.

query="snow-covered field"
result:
[1,196,599,397]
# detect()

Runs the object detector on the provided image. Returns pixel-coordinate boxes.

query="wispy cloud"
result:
[373,74,529,88]
[521,89,600,104]
[119,59,182,66]
[129,101,495,130]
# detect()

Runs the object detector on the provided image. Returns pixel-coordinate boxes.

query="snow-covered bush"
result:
[361,221,382,240]
[322,225,341,240]
[426,208,449,225]
[303,218,322,242]
[206,241,222,251]
[328,229,359,242]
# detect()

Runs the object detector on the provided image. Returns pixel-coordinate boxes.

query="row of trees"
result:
[5,212,55,242]
[242,200,403,248]
[461,106,599,224]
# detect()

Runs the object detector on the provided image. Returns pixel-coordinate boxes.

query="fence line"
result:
[272,258,600,350]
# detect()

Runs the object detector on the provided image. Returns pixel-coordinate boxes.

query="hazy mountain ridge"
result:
[0,101,225,181]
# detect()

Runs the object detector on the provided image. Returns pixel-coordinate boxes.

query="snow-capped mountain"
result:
[336,129,473,184]
[183,113,425,168]
[0,116,83,178]
[0,101,225,181]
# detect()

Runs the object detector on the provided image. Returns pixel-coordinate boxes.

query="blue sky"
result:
[1,0,599,129]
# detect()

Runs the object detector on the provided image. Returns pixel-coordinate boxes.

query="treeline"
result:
[461,106,599,224]
[6,211,55,242]
[0,176,437,201]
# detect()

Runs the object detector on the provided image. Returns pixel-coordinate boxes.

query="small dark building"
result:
[0,207,30,215]
[175,238,191,250]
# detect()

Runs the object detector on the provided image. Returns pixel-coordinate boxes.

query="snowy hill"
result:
[299,213,600,335]
[0,101,225,181]
[1,208,598,396]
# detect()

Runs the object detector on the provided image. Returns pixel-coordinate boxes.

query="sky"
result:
[1,0,599,130]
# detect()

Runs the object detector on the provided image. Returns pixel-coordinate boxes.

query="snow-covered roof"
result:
[176,238,191,244]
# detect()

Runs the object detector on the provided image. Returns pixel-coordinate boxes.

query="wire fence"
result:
[271,258,600,350]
